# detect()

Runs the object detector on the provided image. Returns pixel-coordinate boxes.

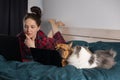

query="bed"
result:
[0,26,120,80]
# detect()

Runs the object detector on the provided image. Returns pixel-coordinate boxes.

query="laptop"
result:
[0,35,22,61]
[30,48,62,67]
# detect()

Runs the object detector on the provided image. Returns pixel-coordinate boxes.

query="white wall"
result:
[28,0,43,13]
[28,0,120,30]
[42,0,120,30]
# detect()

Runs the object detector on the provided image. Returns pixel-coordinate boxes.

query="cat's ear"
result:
[68,42,73,48]
[109,49,117,58]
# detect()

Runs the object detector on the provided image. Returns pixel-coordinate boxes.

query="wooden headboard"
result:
[59,27,120,42]
[47,19,120,42]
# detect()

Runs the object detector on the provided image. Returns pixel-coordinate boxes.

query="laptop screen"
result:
[0,35,22,61]
[30,48,62,67]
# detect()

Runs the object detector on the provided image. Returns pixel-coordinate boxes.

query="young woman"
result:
[17,6,65,61]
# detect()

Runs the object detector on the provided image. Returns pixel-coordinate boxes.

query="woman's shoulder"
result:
[17,31,24,37]
[37,30,45,35]
[37,30,47,37]
[16,31,26,40]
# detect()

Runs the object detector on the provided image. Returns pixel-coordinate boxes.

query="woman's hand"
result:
[24,34,35,48]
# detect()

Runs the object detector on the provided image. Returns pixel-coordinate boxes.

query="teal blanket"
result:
[0,41,120,80]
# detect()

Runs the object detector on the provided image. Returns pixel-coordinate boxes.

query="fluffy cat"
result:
[67,46,116,69]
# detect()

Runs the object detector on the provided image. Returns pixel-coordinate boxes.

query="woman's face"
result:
[23,18,40,39]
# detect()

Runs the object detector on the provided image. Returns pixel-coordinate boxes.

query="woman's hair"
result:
[23,6,42,26]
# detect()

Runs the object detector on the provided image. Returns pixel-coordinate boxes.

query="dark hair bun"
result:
[30,6,41,18]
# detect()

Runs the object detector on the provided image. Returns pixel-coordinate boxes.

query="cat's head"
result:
[55,42,73,66]
[55,42,73,59]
